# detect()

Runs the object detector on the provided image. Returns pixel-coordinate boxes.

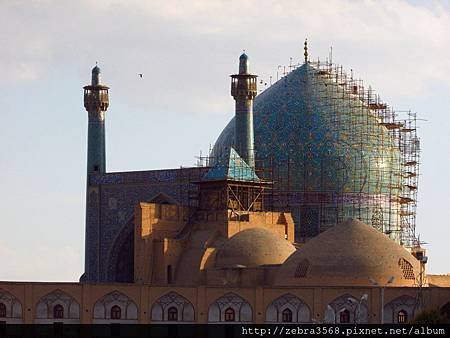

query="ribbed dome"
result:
[275,219,421,287]
[214,228,296,268]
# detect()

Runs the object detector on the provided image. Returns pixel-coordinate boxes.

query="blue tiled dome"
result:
[213,63,401,240]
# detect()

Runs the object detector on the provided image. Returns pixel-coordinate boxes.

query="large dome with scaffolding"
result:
[212,62,419,244]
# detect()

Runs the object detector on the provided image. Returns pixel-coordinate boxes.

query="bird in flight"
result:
[138,73,143,78]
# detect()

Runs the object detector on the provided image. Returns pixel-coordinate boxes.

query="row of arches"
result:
[1,289,449,324]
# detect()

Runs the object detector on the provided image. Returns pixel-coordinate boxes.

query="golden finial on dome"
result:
[304,38,308,63]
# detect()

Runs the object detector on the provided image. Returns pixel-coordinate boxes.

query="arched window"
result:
[0,303,6,318]
[339,309,350,323]
[151,292,194,322]
[208,293,252,323]
[397,310,407,323]
[326,294,368,324]
[93,291,138,323]
[111,305,121,320]
[265,293,311,323]
[383,295,416,324]
[53,304,64,319]
[282,308,292,322]
[167,307,178,321]
[224,307,235,322]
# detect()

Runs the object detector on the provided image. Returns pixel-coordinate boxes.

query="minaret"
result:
[304,38,308,64]
[82,65,109,282]
[83,65,109,174]
[231,53,257,168]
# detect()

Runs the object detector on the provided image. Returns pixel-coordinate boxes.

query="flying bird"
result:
[138,73,143,78]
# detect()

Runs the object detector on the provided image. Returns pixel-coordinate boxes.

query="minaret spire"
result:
[231,52,257,169]
[91,64,101,86]
[304,38,308,64]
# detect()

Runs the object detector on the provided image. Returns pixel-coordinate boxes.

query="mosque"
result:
[0,43,449,325]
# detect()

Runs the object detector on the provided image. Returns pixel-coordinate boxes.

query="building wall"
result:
[1,282,449,324]
[132,200,296,286]
[84,167,208,282]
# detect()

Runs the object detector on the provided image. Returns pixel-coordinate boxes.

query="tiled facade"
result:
[83,167,208,282]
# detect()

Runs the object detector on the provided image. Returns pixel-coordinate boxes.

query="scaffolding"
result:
[303,59,420,247]
[206,57,420,248]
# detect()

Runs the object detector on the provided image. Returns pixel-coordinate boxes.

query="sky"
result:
[0,0,449,281]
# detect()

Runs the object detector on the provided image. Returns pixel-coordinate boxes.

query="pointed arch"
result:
[53,304,64,319]
[93,291,138,323]
[383,295,417,324]
[149,193,179,205]
[0,289,23,323]
[224,307,235,322]
[281,308,293,322]
[107,217,135,283]
[324,294,368,324]
[339,309,351,323]
[265,293,311,323]
[34,289,80,324]
[110,305,121,320]
[150,292,194,322]
[208,293,252,323]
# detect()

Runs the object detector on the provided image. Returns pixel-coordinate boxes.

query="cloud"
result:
[1,0,449,115]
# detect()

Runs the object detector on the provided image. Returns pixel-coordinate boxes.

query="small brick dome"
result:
[214,228,296,268]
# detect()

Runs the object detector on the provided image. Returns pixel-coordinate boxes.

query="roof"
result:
[202,147,260,182]
[427,275,450,287]
[275,219,421,287]
[214,227,296,269]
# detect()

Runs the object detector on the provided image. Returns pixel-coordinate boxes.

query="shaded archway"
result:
[383,295,417,324]
[208,293,252,323]
[151,292,194,322]
[0,289,23,324]
[107,218,134,283]
[324,294,368,324]
[93,291,138,323]
[265,293,311,323]
[35,289,80,324]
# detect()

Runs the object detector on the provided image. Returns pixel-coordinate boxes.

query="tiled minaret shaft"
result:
[231,53,257,168]
[82,65,109,281]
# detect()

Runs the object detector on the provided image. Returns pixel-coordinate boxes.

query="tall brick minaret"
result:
[231,53,257,168]
[82,65,109,281]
